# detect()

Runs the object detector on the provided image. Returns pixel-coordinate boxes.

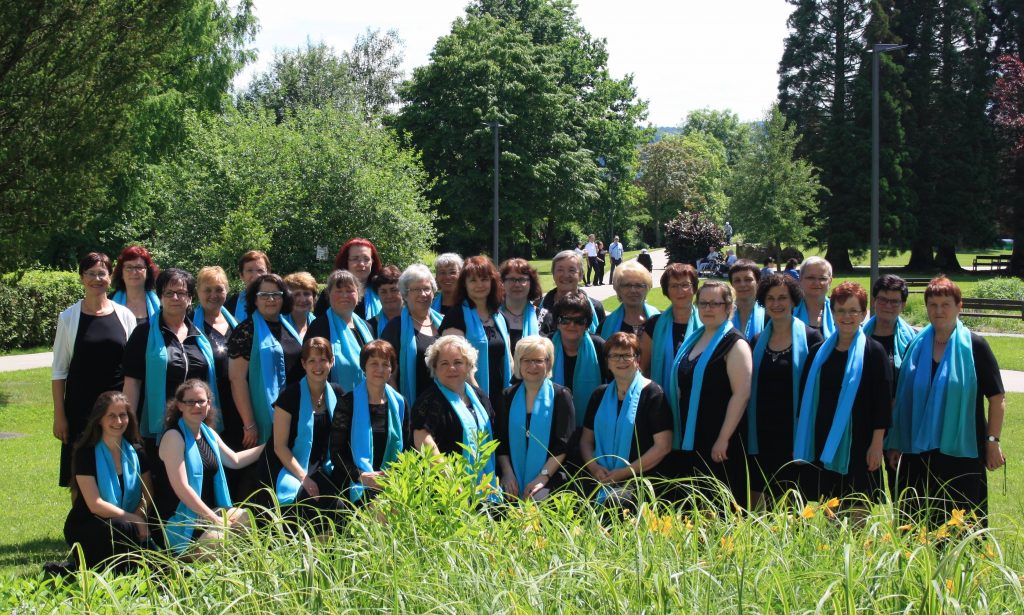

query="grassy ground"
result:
[0,346,50,358]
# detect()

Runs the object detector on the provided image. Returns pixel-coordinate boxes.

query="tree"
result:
[681,108,752,167]
[343,28,406,118]
[992,53,1024,275]
[664,211,727,266]
[239,41,358,122]
[729,106,823,252]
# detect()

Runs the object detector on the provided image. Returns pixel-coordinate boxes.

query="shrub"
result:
[970,277,1024,301]
[0,270,81,351]
[664,210,726,265]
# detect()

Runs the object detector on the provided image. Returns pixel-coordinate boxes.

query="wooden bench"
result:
[972,255,1011,272]
[961,298,1024,320]
[905,277,930,294]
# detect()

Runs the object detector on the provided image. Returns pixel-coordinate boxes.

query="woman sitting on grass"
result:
[64,391,154,571]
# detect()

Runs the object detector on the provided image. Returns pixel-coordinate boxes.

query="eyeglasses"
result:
[407,286,433,295]
[520,358,548,367]
[608,353,637,363]
[697,301,729,309]
[503,277,530,285]
[668,283,693,292]
[123,265,147,273]
[83,271,110,280]
[178,398,208,406]
[834,309,864,318]
[873,297,904,307]
[619,283,648,291]
[162,290,190,300]
[803,276,831,284]
[348,256,372,265]
[256,291,284,300]
[558,316,588,326]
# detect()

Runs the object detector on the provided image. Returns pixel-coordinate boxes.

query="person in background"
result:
[110,246,161,324]
[608,235,624,282]
[282,272,318,342]
[381,264,442,406]
[53,252,137,487]
[584,234,598,286]
[539,250,607,335]
[794,256,833,336]
[724,251,737,267]
[696,247,719,276]
[498,258,543,353]
[225,251,271,324]
[636,249,654,273]
[432,253,464,316]
[783,258,800,281]
[367,265,403,339]
[760,257,777,279]
[593,241,608,286]
[723,221,733,244]
[728,260,764,342]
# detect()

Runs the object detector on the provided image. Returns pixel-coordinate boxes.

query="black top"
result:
[367,314,397,340]
[642,312,695,355]
[329,389,413,483]
[170,424,221,515]
[869,333,897,399]
[583,381,673,463]
[803,336,893,475]
[748,323,824,458]
[675,329,746,455]
[227,318,305,385]
[67,443,150,524]
[411,382,496,456]
[539,289,607,335]
[439,307,509,407]
[306,311,374,350]
[65,312,128,429]
[123,317,212,422]
[380,317,436,400]
[495,382,576,458]
[549,333,610,387]
[273,382,346,469]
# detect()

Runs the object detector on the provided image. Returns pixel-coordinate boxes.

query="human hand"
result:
[986,442,1006,471]
[301,475,320,498]
[500,474,519,498]
[359,472,382,490]
[866,443,883,472]
[885,449,901,471]
[53,414,69,444]
[525,478,547,498]
[241,425,258,449]
[711,438,729,463]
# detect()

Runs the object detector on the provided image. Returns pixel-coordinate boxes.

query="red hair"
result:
[457,255,504,312]
[113,245,159,291]
[333,238,383,279]
[498,258,543,301]
[924,275,962,304]
[830,281,868,312]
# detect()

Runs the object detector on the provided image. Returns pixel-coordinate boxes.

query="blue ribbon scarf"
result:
[282,311,315,342]
[143,311,219,436]
[232,294,249,324]
[551,331,602,428]
[326,309,373,393]
[863,315,916,369]
[461,302,512,398]
[165,419,232,554]
[193,305,239,331]
[600,302,661,339]
[431,293,445,313]
[667,319,735,450]
[362,287,383,321]
[348,380,405,502]
[433,379,500,501]
[649,306,700,391]
[275,377,337,504]
[508,379,555,495]
[249,312,301,444]
[793,327,867,474]
[399,307,443,406]
[794,298,835,337]
[746,317,809,454]
[94,438,142,511]
[593,370,645,503]
[112,290,160,318]
[887,320,978,458]
[374,313,390,339]
[731,302,766,341]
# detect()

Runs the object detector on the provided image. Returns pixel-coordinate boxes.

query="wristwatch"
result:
[986,435,1000,443]
[540,468,550,477]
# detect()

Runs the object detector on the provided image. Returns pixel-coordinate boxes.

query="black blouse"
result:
[329,390,413,483]
[123,317,212,419]
[273,382,346,469]
[583,382,674,463]
[411,382,496,456]
[643,312,694,354]
[227,318,305,385]
[66,443,150,525]
[675,329,746,455]
[495,382,576,458]
[306,312,373,349]
[380,317,436,400]
[439,307,509,406]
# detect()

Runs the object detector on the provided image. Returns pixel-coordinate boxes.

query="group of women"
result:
[54,243,1007,569]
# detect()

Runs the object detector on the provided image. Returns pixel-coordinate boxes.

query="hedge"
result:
[0,270,82,351]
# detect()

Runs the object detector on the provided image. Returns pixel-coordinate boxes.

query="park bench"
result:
[961,298,1024,320]
[905,277,930,294]
[972,255,1011,272]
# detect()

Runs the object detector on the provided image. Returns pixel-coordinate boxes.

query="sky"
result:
[233,0,794,127]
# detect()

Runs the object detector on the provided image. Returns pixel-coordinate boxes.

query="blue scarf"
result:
[518,303,540,337]
[731,302,766,341]
[94,438,142,511]
[349,381,405,502]
[461,302,511,398]
[282,311,315,342]
[275,377,337,504]
[433,379,500,501]
[600,302,661,339]
[887,321,978,458]
[374,313,391,339]
[399,307,442,406]
[667,319,735,450]
[649,306,700,391]
[794,298,835,337]
[326,309,373,393]
[746,318,809,454]
[552,332,602,428]
[249,312,301,444]
[165,419,231,554]
[508,380,555,495]
[586,297,599,334]
[143,311,218,437]
[192,305,239,331]
[112,290,160,318]
[362,287,382,321]
[863,315,916,369]
[593,371,645,503]
[232,294,248,324]
[793,327,867,474]
[431,293,445,312]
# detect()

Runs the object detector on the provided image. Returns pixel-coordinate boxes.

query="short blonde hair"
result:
[613,260,652,290]
[425,335,478,379]
[197,266,229,290]
[284,271,318,294]
[800,256,833,278]
[512,335,554,380]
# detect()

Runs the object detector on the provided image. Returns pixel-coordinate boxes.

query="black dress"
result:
[643,313,694,357]
[439,308,510,410]
[60,312,128,486]
[582,382,674,486]
[64,443,150,569]
[330,389,413,500]
[495,382,576,491]
[800,336,893,501]
[273,382,347,500]
[380,317,436,403]
[411,382,495,456]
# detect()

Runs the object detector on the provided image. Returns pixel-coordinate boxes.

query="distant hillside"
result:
[651,126,682,142]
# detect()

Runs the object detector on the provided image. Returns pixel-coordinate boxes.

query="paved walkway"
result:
[0,351,52,372]
[583,248,669,302]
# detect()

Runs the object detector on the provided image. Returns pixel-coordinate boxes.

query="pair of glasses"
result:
[83,271,110,280]
[608,353,636,362]
[619,283,648,291]
[873,297,904,307]
[124,265,147,273]
[407,286,433,295]
[348,257,372,265]
[520,358,547,367]
[504,277,530,285]
[179,398,208,406]
[558,316,587,326]
[698,301,729,309]
[668,283,693,292]
[256,291,284,300]
[162,291,190,300]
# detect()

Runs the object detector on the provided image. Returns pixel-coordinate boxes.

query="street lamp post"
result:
[485,120,502,262]
[871,43,906,290]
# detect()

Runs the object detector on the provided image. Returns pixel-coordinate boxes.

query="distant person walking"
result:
[593,241,608,285]
[608,236,624,281]
[724,221,733,244]
[636,249,653,273]
[584,234,598,286]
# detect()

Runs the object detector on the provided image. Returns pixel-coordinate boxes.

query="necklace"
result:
[312,391,325,411]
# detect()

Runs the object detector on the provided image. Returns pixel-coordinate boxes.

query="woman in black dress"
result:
[668,281,753,507]
[497,258,543,353]
[313,238,385,321]
[793,282,892,504]
[52,252,137,486]
[224,250,270,324]
[380,264,441,406]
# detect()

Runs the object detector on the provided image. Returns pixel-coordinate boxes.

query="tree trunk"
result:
[907,241,934,270]
[934,244,963,272]
[544,216,557,256]
[824,245,853,273]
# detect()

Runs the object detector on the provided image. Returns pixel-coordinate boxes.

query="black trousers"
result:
[64,513,144,569]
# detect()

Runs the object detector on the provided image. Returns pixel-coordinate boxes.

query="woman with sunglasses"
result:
[549,291,608,431]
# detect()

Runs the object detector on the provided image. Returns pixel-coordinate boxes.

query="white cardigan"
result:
[51,300,137,380]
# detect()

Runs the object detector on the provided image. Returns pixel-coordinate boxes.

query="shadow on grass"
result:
[0,537,68,576]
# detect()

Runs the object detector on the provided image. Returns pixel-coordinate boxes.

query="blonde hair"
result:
[197,266,229,290]
[612,260,653,290]
[425,335,478,379]
[284,271,318,294]
[512,335,554,380]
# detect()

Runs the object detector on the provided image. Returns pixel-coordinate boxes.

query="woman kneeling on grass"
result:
[159,380,265,556]
[64,392,154,571]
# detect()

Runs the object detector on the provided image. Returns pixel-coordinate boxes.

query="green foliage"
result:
[971,277,1024,301]
[681,108,753,167]
[729,105,823,250]
[0,272,81,351]
[343,28,406,118]
[664,210,727,266]
[141,107,435,277]
[239,41,359,121]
